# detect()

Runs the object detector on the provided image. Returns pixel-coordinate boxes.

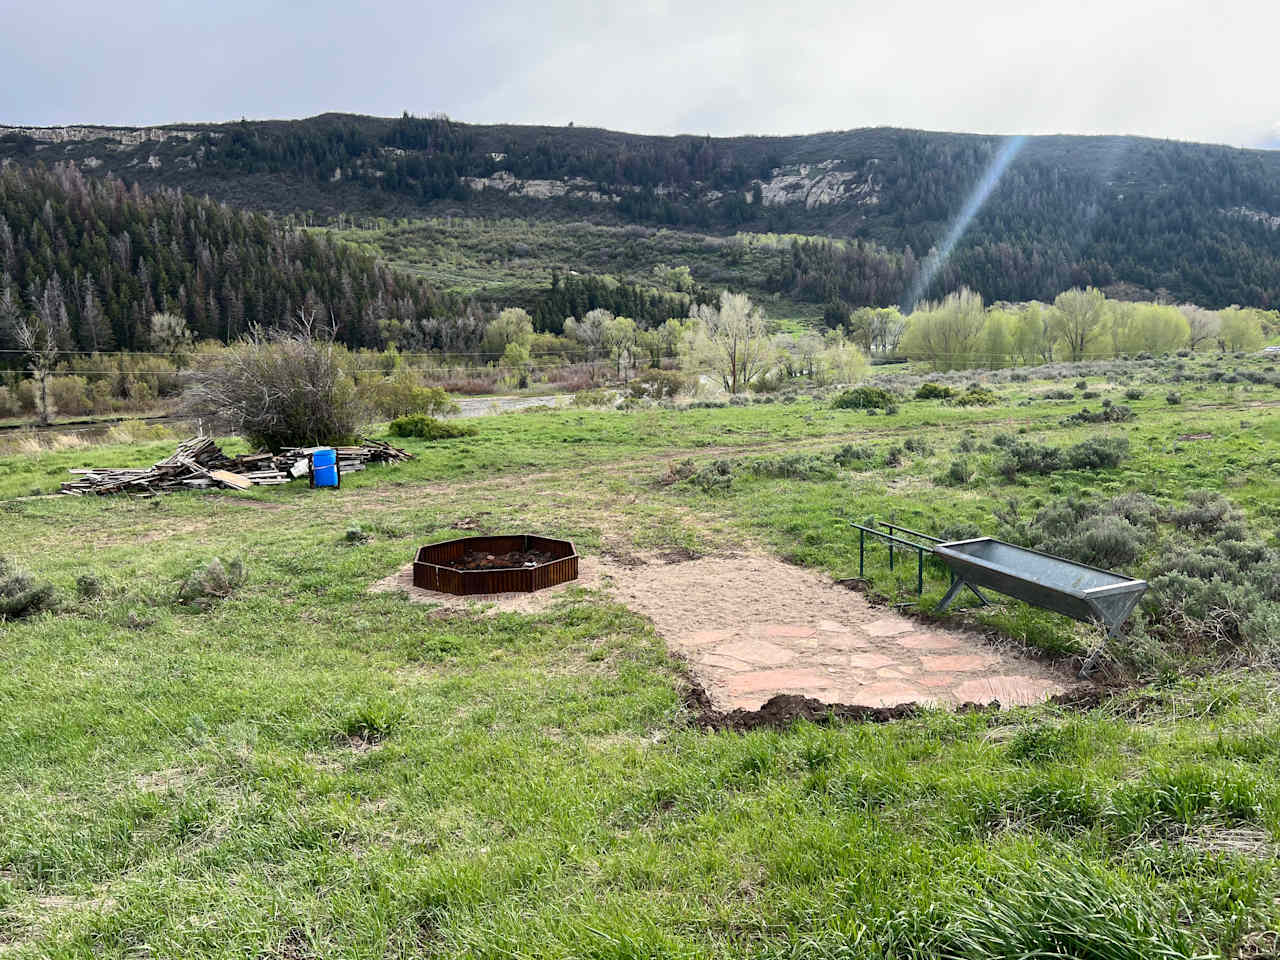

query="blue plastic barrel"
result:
[311,447,339,488]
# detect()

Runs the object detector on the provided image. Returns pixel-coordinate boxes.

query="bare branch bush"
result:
[182,310,366,449]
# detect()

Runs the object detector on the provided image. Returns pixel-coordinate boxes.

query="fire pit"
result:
[412,535,579,596]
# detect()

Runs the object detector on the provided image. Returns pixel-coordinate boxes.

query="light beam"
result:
[907,135,1027,309]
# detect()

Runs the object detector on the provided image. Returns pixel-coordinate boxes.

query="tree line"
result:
[0,164,466,364]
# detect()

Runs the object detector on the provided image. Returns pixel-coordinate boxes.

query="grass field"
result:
[2,354,1279,956]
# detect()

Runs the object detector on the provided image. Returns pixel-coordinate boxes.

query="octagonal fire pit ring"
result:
[412,534,579,596]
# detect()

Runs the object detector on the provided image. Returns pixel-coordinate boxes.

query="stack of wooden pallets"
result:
[59,436,413,496]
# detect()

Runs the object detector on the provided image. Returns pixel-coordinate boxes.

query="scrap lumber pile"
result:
[60,436,413,496]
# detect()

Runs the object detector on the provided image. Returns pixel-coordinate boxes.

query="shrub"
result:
[997,440,1064,479]
[1061,404,1134,425]
[177,557,245,608]
[429,373,499,395]
[1000,495,1157,570]
[915,382,955,400]
[688,459,733,492]
[745,454,837,481]
[0,386,19,418]
[950,386,999,406]
[1043,389,1075,400]
[49,375,91,417]
[832,386,894,409]
[664,458,697,483]
[387,414,476,441]
[997,436,1127,479]
[1166,391,1182,405]
[571,388,615,408]
[1167,490,1244,536]
[628,369,687,401]
[1064,436,1129,469]
[15,380,37,413]
[999,490,1280,664]
[1080,390,1100,399]
[904,437,934,457]
[89,379,117,414]
[938,521,982,541]
[364,368,459,420]
[1074,379,1088,390]
[943,458,973,485]
[103,419,176,445]
[885,445,904,467]
[183,325,364,450]
[833,444,874,466]
[0,557,56,620]
[75,574,104,599]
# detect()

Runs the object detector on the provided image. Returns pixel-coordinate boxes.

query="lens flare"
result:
[907,135,1027,308]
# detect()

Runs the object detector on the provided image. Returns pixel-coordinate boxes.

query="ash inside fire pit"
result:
[453,549,557,571]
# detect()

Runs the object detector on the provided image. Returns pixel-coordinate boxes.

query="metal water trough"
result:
[850,522,1147,675]
[933,538,1147,634]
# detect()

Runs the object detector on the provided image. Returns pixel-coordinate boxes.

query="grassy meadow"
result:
[1,352,1279,956]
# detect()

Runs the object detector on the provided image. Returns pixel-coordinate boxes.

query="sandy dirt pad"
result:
[371,550,1074,712]
[606,553,1072,712]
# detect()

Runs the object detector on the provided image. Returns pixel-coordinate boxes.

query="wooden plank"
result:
[208,469,253,491]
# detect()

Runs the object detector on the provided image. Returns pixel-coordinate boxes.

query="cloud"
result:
[1,0,1277,148]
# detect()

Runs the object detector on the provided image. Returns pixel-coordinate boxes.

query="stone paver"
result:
[863,617,917,637]
[715,638,796,667]
[896,632,962,650]
[760,623,818,639]
[726,668,830,695]
[848,652,897,669]
[606,553,1072,714]
[919,653,998,672]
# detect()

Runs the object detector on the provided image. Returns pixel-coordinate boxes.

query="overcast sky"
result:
[3,0,1277,148]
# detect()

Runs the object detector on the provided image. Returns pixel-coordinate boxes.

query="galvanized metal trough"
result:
[849,521,1147,676]
[933,537,1147,674]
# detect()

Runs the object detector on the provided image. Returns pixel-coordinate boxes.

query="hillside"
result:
[0,164,462,356]
[4,113,1280,310]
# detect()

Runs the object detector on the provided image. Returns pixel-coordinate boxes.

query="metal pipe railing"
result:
[849,519,959,597]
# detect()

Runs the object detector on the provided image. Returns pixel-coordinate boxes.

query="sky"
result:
[2,0,1278,148]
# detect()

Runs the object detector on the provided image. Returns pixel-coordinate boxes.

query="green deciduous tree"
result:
[684,291,774,394]
[1218,307,1265,352]
[901,287,986,371]
[1051,287,1108,361]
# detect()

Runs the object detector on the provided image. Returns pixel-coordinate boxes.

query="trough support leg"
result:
[966,584,990,606]
[936,577,967,612]
[936,577,990,611]
[1079,621,1119,678]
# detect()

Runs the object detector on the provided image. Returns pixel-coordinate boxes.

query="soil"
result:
[450,548,558,571]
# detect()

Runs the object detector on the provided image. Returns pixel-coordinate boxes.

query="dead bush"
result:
[182,320,365,450]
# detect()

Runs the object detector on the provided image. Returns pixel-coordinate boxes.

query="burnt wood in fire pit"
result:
[412,535,578,595]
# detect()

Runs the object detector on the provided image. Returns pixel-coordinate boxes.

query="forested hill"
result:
[0,164,465,355]
[3,113,1280,309]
